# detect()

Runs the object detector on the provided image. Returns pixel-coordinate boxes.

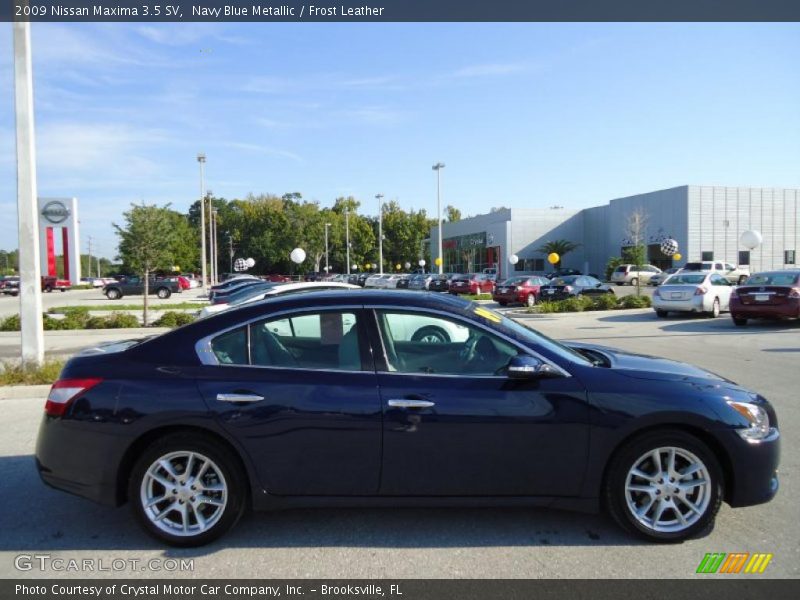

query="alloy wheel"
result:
[139,451,228,537]
[623,446,712,534]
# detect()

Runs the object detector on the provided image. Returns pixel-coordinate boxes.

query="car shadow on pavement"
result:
[0,454,658,556]
[597,311,800,335]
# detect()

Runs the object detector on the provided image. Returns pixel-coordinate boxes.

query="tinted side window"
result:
[211,326,248,365]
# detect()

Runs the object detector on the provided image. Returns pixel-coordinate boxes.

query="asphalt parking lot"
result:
[0,305,796,579]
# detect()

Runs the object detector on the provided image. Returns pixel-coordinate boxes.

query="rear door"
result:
[195,307,382,495]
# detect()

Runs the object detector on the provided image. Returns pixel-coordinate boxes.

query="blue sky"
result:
[1,23,799,259]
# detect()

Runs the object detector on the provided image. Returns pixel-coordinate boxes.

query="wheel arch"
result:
[597,423,734,507]
[116,425,255,507]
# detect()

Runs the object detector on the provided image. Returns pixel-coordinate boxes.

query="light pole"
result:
[376,194,384,275]
[324,222,331,274]
[197,153,207,287]
[345,208,351,276]
[432,162,445,274]
[211,208,218,284]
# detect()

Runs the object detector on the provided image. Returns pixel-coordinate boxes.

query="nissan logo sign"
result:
[41,201,70,224]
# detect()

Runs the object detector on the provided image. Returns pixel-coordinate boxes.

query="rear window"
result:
[666,274,706,285]
[683,262,711,271]
[613,266,628,273]
[745,273,800,286]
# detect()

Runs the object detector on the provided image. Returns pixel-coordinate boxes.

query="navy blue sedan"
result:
[36,290,779,546]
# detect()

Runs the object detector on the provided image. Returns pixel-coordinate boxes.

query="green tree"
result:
[445,205,461,222]
[113,203,178,326]
[536,239,582,268]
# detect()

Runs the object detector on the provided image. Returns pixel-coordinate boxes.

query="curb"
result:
[0,384,50,401]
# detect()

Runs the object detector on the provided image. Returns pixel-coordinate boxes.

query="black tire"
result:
[604,429,723,542]
[616,283,624,286]
[106,288,121,300]
[708,298,720,318]
[45,286,53,293]
[630,277,638,287]
[656,309,668,318]
[128,433,247,547]
[525,293,536,308]
[411,325,450,344]
[606,289,615,295]
[732,317,748,327]
[497,300,507,306]
[60,288,66,292]
[156,287,171,299]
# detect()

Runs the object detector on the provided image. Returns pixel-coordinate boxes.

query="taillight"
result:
[790,288,800,299]
[730,288,739,299]
[694,287,708,296]
[45,378,103,417]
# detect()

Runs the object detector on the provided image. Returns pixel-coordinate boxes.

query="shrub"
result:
[591,294,620,311]
[0,314,21,331]
[104,313,141,328]
[534,301,559,314]
[605,256,625,281]
[153,311,195,328]
[85,316,111,329]
[562,296,594,312]
[620,294,652,309]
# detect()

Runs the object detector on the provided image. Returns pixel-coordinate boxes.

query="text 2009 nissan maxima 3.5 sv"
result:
[36,290,779,546]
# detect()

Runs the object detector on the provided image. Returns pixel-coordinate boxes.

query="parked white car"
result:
[364,274,384,288]
[652,271,735,318]
[648,267,681,286]
[610,264,662,286]
[198,282,359,319]
[682,261,750,285]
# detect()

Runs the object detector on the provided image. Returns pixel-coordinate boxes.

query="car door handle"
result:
[216,393,265,403]
[387,399,435,409]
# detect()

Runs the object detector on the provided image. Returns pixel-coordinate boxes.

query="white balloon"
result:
[245,257,256,268]
[509,254,519,265]
[740,230,763,250]
[404,262,411,270]
[418,259,426,267]
[290,248,306,264]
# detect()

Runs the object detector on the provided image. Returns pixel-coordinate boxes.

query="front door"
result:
[196,308,382,496]
[371,310,590,496]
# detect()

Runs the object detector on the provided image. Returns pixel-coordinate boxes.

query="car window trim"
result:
[366,304,571,379]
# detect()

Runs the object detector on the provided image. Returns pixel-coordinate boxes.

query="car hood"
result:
[565,342,733,384]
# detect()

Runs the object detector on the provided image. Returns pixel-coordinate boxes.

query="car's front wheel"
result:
[605,430,723,542]
[630,278,639,287]
[129,433,247,547]
[106,288,121,300]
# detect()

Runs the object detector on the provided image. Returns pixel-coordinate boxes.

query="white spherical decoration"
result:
[509,254,519,265]
[418,259,426,267]
[290,248,306,264]
[740,230,763,250]
[245,257,256,268]
[404,262,411,270]
[659,238,679,256]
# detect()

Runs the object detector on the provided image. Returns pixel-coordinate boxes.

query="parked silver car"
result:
[648,267,681,286]
[652,272,735,318]
[610,264,662,286]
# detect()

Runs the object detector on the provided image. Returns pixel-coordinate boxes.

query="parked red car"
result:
[493,275,550,307]
[264,274,292,282]
[730,269,800,326]
[448,273,495,295]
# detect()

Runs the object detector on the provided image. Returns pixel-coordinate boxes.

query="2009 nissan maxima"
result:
[36,289,780,546]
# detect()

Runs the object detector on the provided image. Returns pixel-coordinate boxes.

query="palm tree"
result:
[536,239,581,268]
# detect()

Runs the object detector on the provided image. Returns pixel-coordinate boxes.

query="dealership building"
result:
[430,185,799,279]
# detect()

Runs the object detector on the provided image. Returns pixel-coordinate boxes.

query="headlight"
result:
[727,401,771,441]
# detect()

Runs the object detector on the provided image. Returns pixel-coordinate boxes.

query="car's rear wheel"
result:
[605,430,723,542]
[129,433,247,547]
[497,300,507,306]
[630,277,639,287]
[526,293,536,308]
[411,326,450,344]
[708,298,720,318]
[156,287,171,299]
[732,317,748,327]
[656,309,668,318]
[106,288,121,300]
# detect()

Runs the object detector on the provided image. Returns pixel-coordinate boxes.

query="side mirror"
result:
[507,355,563,379]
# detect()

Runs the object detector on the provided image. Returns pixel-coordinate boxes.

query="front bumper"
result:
[716,428,780,508]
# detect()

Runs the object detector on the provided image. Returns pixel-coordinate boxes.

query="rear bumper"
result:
[731,298,800,319]
[652,295,708,313]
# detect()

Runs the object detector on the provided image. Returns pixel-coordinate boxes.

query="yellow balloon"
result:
[395,264,402,270]
[547,252,560,265]
[434,257,442,266]
[673,253,682,261]
[365,263,371,269]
